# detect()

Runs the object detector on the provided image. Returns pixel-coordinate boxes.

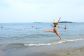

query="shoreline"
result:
[0,43,84,56]
[45,46,84,56]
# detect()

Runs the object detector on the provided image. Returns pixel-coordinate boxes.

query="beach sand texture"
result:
[0,43,84,56]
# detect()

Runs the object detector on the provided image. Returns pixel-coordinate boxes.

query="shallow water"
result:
[0,23,84,44]
[0,23,84,56]
[0,23,84,50]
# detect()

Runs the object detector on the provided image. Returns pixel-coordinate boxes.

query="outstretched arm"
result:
[58,17,61,23]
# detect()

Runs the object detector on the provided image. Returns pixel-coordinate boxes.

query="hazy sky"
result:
[0,0,84,23]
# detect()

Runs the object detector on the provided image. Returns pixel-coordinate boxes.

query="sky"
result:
[0,0,84,23]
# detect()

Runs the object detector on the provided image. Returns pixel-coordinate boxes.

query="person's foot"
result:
[59,37,61,40]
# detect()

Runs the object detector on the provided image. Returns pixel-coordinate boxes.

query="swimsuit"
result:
[53,23,58,27]
[53,23,58,32]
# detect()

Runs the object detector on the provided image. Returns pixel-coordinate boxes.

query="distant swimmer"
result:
[32,25,39,29]
[0,25,3,30]
[64,25,67,31]
[45,17,61,40]
[32,25,35,28]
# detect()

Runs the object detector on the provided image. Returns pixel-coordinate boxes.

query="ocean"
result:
[0,22,84,44]
[0,22,84,56]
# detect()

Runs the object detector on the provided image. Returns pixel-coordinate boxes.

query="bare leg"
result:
[44,29,61,40]
[54,30,61,40]
[44,29,54,32]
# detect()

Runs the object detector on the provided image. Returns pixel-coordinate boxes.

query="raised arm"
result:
[58,17,61,23]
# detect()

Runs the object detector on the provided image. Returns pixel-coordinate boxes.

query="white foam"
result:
[65,38,84,42]
[24,38,84,47]
[57,41,66,43]
[24,43,51,46]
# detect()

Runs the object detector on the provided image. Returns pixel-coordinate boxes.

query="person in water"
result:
[64,25,67,31]
[45,17,61,40]
[53,17,61,40]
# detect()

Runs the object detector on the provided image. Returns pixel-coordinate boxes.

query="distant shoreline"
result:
[59,21,73,23]
[0,21,84,24]
[33,21,74,23]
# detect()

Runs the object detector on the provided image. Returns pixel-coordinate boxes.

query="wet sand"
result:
[46,47,84,56]
[0,39,84,56]
[0,44,84,56]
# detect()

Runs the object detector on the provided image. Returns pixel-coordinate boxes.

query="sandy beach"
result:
[0,37,84,56]
[0,42,84,56]
[45,47,84,56]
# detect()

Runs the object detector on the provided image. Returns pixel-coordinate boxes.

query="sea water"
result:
[0,22,84,45]
[0,22,84,56]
